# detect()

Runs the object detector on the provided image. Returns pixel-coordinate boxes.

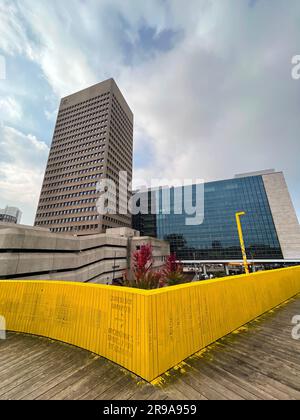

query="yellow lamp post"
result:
[235,211,250,275]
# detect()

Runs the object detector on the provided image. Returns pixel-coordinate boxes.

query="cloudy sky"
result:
[0,0,299,225]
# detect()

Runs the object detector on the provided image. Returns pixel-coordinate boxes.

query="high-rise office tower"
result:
[35,79,133,234]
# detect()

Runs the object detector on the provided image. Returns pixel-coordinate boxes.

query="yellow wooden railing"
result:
[0,265,299,381]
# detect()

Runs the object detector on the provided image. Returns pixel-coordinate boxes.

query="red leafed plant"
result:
[123,244,165,290]
[161,253,185,286]
[133,244,153,276]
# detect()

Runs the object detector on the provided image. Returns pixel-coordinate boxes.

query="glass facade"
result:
[132,191,157,238]
[134,176,283,260]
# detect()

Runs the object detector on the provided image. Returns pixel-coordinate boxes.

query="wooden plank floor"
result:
[0,295,299,400]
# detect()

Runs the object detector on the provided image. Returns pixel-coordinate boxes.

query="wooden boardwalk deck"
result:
[0,295,299,400]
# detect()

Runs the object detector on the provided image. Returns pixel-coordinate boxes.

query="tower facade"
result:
[35,79,133,234]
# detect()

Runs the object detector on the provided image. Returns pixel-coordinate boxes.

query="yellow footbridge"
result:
[0,266,300,382]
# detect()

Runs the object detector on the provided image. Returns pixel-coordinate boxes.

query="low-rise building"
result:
[0,224,169,284]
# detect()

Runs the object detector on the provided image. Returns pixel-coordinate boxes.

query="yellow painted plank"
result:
[0,266,299,381]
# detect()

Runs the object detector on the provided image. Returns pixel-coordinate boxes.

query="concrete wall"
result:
[130,236,170,270]
[263,172,300,259]
[0,224,169,284]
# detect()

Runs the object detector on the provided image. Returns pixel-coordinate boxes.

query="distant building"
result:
[133,171,300,262]
[35,78,133,235]
[0,206,22,224]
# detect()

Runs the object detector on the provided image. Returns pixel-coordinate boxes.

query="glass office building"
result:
[133,171,300,261]
[132,190,157,238]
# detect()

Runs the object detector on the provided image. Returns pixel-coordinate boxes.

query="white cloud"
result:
[44,108,57,121]
[0,0,202,97]
[122,0,300,220]
[0,1,36,59]
[0,0,299,221]
[0,125,49,224]
[0,96,22,121]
